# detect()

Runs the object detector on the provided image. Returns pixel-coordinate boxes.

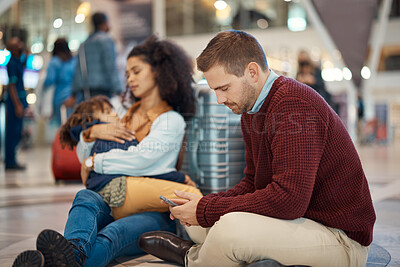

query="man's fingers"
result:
[170,199,189,205]
[174,190,196,200]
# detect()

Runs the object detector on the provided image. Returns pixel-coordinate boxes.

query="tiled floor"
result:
[0,143,400,266]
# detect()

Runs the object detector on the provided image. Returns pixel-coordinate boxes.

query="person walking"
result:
[65,12,122,107]
[43,38,77,126]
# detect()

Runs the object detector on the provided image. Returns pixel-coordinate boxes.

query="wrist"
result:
[85,156,95,170]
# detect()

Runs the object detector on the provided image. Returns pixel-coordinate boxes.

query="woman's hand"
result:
[184,175,196,187]
[84,123,136,144]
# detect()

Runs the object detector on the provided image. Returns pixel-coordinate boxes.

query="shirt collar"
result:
[247,69,279,114]
[125,100,172,122]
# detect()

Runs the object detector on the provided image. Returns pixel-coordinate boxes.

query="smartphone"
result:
[160,195,178,207]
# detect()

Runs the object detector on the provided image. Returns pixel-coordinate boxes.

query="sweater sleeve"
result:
[196,97,328,227]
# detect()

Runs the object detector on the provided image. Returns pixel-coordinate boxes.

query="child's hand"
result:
[184,175,196,187]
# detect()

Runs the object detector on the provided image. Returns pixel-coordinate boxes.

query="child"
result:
[59,95,201,219]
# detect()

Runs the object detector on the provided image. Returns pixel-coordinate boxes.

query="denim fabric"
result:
[64,189,176,267]
[44,56,77,107]
[72,31,122,97]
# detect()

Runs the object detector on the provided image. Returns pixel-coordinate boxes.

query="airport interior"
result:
[0,0,400,266]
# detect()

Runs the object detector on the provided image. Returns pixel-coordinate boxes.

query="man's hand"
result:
[169,190,202,226]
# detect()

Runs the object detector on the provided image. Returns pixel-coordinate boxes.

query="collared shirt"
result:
[247,69,279,114]
[77,101,186,176]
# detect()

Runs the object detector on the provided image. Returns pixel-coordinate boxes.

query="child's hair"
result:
[59,95,113,149]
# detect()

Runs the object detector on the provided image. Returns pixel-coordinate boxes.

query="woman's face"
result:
[126,56,158,99]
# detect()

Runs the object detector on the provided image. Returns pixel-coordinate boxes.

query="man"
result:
[138,31,376,267]
[65,12,122,107]
[5,37,28,170]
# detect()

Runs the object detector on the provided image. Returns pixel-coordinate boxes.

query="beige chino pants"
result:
[185,212,369,267]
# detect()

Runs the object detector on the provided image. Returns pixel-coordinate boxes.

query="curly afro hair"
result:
[122,35,196,119]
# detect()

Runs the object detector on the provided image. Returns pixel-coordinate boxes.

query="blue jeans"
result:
[64,189,176,267]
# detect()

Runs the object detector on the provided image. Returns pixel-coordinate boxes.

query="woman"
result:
[13,36,197,267]
[43,38,77,125]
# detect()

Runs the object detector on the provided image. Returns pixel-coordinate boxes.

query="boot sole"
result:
[36,229,76,267]
[12,250,44,267]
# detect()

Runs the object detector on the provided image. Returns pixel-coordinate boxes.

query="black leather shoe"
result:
[138,231,194,266]
[12,250,44,267]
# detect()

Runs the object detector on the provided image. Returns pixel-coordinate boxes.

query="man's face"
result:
[203,65,257,114]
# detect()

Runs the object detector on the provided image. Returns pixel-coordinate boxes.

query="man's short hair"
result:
[196,30,268,77]
[92,12,107,30]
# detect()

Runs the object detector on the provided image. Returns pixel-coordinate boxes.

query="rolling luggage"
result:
[51,130,81,181]
[51,105,81,182]
[181,84,246,195]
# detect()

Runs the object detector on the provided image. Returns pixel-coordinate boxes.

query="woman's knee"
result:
[72,189,109,211]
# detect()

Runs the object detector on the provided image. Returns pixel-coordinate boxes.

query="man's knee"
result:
[208,212,246,246]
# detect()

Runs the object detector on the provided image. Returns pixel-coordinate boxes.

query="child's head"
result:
[59,95,118,149]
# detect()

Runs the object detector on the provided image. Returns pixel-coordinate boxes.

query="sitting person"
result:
[59,95,198,219]
[138,31,376,267]
[13,35,201,267]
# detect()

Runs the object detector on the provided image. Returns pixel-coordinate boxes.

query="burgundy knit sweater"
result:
[196,76,376,246]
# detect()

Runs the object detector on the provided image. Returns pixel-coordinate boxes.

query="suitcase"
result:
[181,84,246,195]
[51,130,82,181]
[51,105,81,182]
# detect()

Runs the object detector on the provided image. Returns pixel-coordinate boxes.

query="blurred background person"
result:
[296,50,336,111]
[43,38,77,126]
[65,12,122,107]
[5,37,29,170]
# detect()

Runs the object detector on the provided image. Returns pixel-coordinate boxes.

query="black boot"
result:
[36,229,87,267]
[12,250,44,267]
[139,231,194,266]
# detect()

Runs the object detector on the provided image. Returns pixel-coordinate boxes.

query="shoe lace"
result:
[69,238,88,267]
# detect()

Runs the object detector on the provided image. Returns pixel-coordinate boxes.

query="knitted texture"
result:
[196,76,376,246]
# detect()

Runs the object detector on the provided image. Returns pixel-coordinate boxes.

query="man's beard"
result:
[232,80,254,114]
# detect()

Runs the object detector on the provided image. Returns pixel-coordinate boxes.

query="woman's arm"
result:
[76,122,136,162]
[93,111,185,176]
